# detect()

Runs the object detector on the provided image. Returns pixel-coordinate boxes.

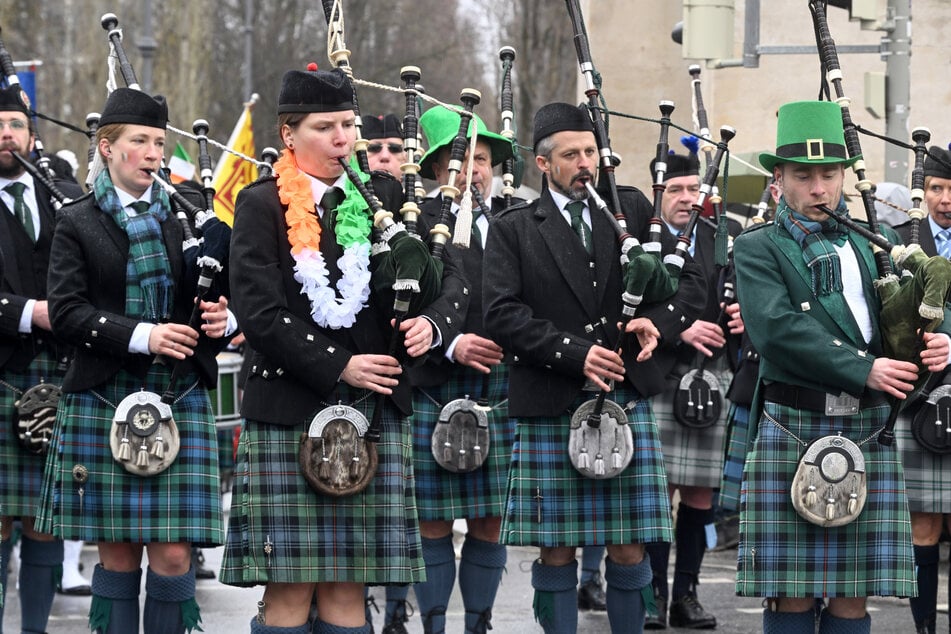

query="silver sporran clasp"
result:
[790,432,867,527]
[14,382,61,455]
[567,398,634,479]
[431,396,490,473]
[110,391,180,477]
[299,403,378,497]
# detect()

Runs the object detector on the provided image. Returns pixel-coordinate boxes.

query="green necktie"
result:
[470,203,484,247]
[566,200,592,255]
[129,201,151,215]
[320,187,343,229]
[5,181,35,242]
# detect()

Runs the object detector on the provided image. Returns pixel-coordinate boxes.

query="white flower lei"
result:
[291,242,371,329]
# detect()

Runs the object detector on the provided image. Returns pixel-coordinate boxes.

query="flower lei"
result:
[274,149,374,329]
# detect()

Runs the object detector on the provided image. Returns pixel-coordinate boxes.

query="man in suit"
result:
[0,84,82,632]
[733,100,951,634]
[893,144,951,634]
[644,152,742,630]
[483,102,707,634]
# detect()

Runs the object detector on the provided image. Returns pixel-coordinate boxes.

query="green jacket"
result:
[735,220,885,398]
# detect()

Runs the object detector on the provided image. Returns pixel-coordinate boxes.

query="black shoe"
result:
[192,547,216,580]
[577,574,607,611]
[381,599,413,634]
[669,595,717,630]
[644,593,667,630]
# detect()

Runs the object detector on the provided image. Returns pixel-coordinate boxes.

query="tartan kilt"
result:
[500,385,673,548]
[0,351,62,517]
[651,360,731,488]
[736,400,916,598]
[220,386,424,587]
[894,408,951,514]
[412,363,513,521]
[34,365,224,546]
[718,402,751,512]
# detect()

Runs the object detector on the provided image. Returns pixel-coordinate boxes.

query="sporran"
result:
[299,403,378,497]
[14,382,61,455]
[431,396,490,473]
[567,398,634,479]
[790,433,867,527]
[673,368,723,429]
[911,384,951,455]
[110,390,181,476]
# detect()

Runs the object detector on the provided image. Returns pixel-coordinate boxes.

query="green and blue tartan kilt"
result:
[220,386,425,587]
[651,361,731,488]
[34,365,224,546]
[736,400,916,598]
[894,409,951,514]
[500,385,673,548]
[718,402,751,512]
[412,363,513,521]
[0,351,62,517]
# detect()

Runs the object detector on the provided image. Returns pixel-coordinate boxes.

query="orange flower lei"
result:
[275,150,322,255]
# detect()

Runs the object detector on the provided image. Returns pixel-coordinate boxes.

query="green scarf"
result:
[94,170,175,321]
[777,196,850,296]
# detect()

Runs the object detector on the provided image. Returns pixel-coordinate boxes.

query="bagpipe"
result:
[297,0,446,497]
[94,12,231,476]
[807,0,951,449]
[672,65,738,429]
[429,49,522,475]
[562,0,734,479]
[780,0,951,526]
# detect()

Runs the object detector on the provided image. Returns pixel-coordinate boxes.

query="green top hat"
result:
[758,100,861,172]
[418,106,513,180]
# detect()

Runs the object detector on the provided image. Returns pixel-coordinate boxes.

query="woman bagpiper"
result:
[220,66,441,634]
[36,87,231,633]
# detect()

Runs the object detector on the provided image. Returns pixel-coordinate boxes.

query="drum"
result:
[210,352,243,428]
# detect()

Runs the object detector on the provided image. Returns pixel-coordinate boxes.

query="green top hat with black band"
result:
[759,100,861,172]
[418,106,513,180]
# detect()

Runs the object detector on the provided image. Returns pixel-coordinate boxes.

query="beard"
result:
[551,168,594,201]
[0,154,25,179]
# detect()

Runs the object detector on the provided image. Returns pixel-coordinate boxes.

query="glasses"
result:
[0,119,28,131]
[367,142,404,155]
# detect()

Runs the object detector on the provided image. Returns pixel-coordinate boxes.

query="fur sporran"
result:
[567,398,634,479]
[14,382,61,455]
[911,384,951,455]
[110,391,181,476]
[431,397,490,473]
[790,433,868,527]
[299,404,378,497]
[673,368,723,429]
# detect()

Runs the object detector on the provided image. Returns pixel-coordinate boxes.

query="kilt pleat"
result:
[412,363,513,521]
[718,402,751,512]
[0,351,62,517]
[220,387,424,587]
[500,386,672,548]
[736,401,915,598]
[34,365,223,546]
[651,361,731,488]
[894,409,951,514]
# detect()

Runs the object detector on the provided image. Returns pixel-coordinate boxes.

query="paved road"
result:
[5,526,946,632]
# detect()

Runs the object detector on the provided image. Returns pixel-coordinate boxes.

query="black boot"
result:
[577,571,606,611]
